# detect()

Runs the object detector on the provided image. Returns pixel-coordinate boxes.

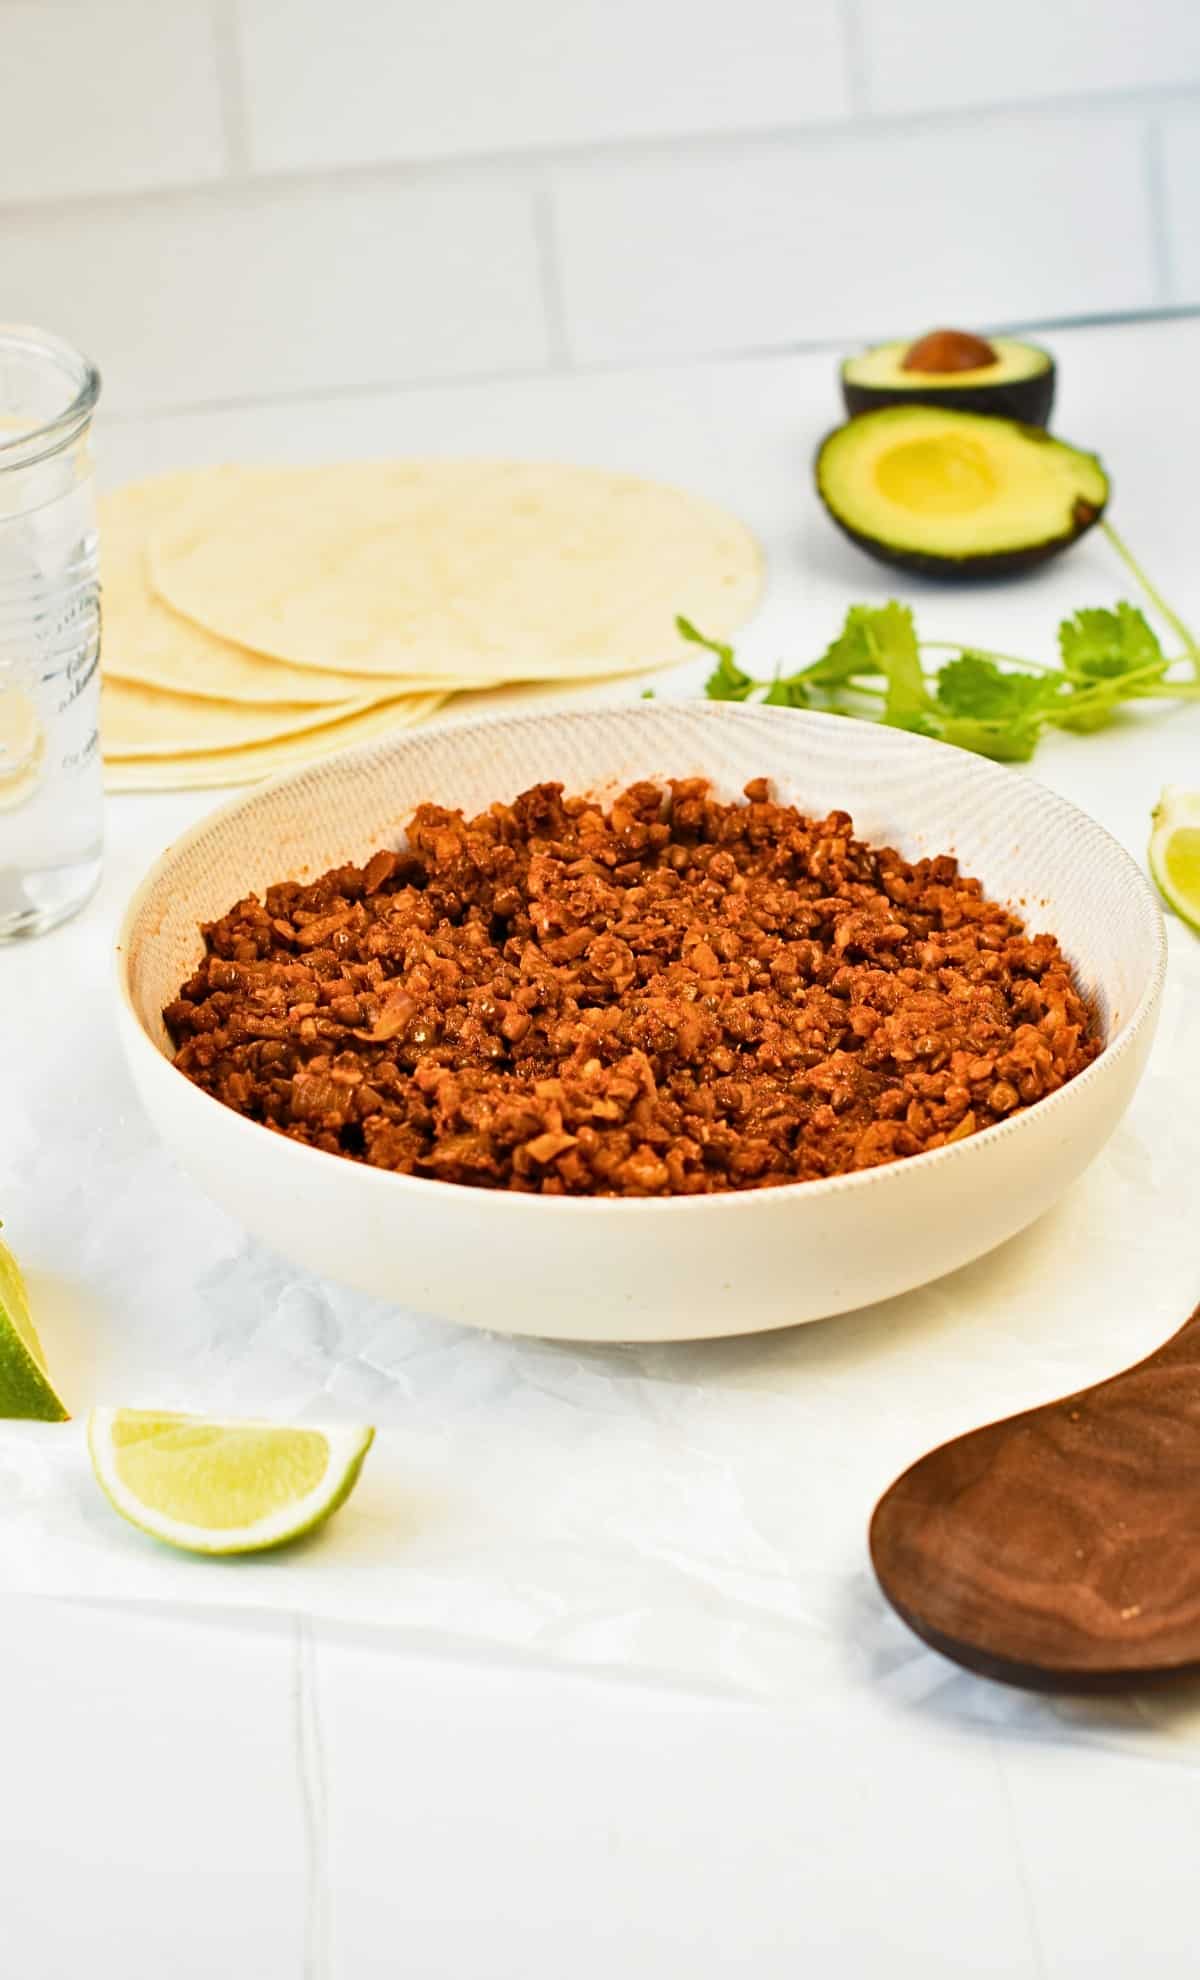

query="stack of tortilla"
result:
[101,461,764,790]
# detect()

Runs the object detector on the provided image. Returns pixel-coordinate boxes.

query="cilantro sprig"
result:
[690,521,1200,764]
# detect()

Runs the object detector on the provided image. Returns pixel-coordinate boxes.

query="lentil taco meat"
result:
[164,779,1100,1197]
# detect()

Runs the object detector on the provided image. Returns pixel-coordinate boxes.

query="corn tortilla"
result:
[147,460,763,681]
[104,692,445,791]
[101,677,379,759]
[100,477,488,705]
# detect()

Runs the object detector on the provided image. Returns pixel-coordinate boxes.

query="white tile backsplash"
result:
[236,0,851,172]
[859,0,1200,115]
[2,177,549,414]
[552,113,1159,364]
[1161,113,1200,303]
[0,0,1190,411]
[0,4,227,202]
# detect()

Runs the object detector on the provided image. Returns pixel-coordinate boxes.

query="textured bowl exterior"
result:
[115,704,1164,1342]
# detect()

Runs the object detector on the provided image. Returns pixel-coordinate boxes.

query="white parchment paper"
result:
[4,908,1200,1758]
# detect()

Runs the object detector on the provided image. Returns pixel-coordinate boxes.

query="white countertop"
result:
[6,315,1200,1978]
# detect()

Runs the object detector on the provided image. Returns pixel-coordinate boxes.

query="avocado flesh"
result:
[815,405,1108,579]
[842,337,1055,427]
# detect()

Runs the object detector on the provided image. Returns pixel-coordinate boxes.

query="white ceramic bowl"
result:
[115,704,1165,1343]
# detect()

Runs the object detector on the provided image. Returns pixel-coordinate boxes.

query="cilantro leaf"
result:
[862,601,927,727]
[676,614,755,701]
[936,715,1043,763]
[1053,605,1167,734]
[804,601,928,726]
[704,658,754,702]
[890,710,943,741]
[928,658,1058,761]
[1058,603,1164,684]
[689,531,1196,769]
[762,674,810,708]
[1053,699,1116,736]
[935,654,1058,722]
[804,606,879,687]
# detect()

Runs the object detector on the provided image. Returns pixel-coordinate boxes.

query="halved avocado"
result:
[815,405,1109,579]
[842,329,1055,428]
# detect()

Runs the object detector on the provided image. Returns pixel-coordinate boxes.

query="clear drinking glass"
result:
[0,325,102,940]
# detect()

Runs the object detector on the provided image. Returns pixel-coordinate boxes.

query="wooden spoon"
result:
[870,1304,1200,1693]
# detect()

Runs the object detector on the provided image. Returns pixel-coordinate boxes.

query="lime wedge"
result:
[1149,787,1200,933]
[0,1235,68,1420]
[87,1408,374,1555]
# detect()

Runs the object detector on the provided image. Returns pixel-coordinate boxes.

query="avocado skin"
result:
[818,501,1102,580]
[814,412,1108,581]
[842,364,1055,429]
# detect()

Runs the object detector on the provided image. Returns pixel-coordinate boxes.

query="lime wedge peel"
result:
[1149,786,1200,933]
[0,1235,69,1422]
[87,1408,374,1556]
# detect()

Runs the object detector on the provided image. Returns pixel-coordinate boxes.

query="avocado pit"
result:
[842,331,1056,427]
[901,328,1000,374]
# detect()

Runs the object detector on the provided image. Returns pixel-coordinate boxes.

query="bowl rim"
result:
[115,701,1167,1219]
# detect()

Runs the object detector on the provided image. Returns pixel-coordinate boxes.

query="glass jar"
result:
[0,325,102,940]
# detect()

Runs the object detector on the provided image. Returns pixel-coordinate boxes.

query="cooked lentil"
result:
[164,778,1100,1196]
